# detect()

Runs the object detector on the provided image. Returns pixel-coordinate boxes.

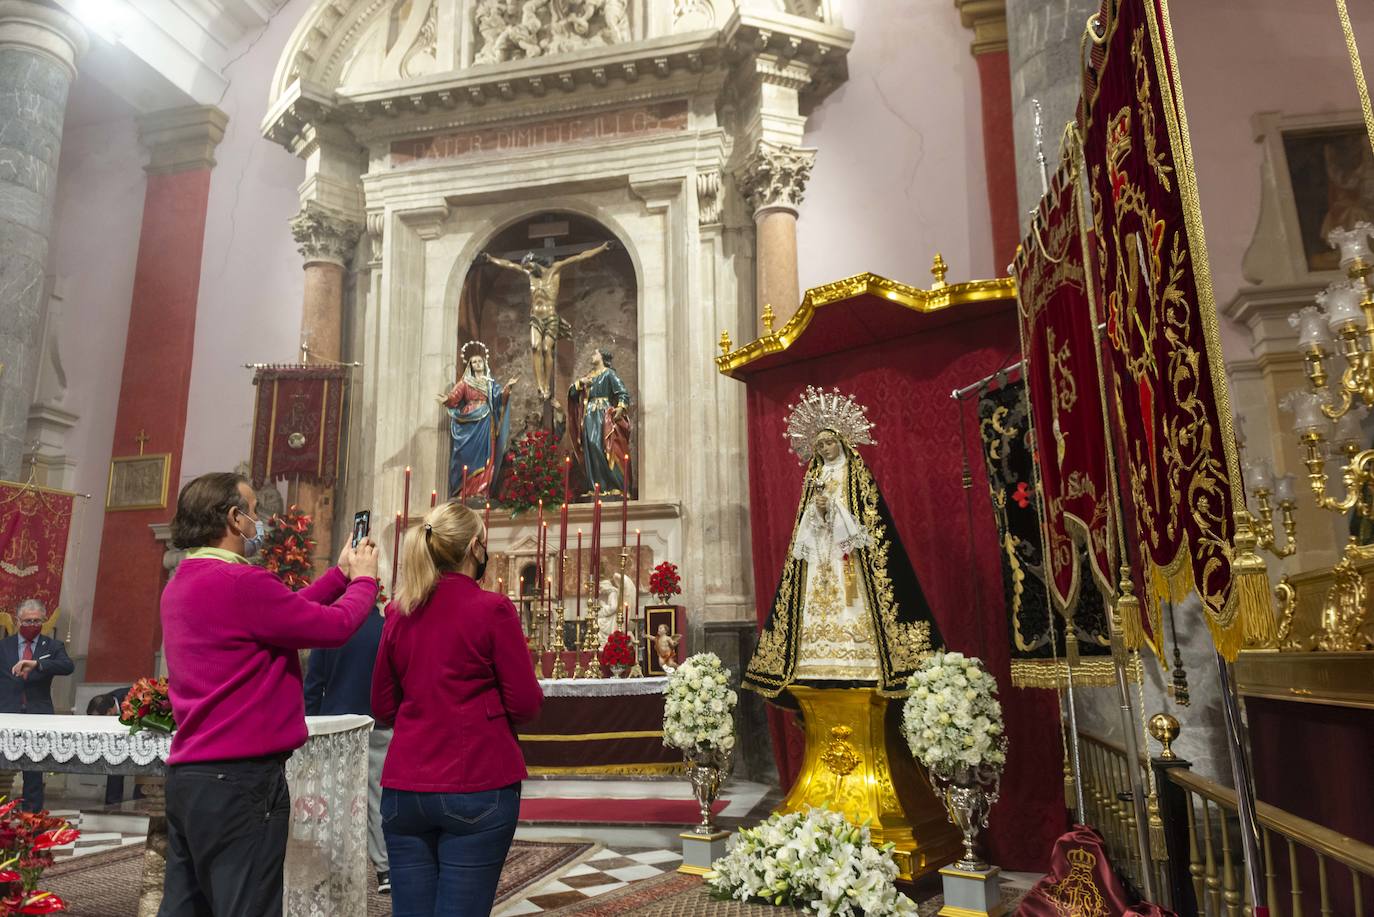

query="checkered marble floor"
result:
[497,847,685,916]
[44,810,146,861]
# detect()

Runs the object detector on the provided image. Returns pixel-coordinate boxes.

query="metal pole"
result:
[1062,663,1087,821]
[1114,649,1156,901]
[1215,653,1269,915]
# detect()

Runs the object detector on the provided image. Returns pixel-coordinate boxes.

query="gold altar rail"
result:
[1078,729,1374,916]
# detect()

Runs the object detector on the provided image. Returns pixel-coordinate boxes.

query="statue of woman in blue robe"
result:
[440,343,516,500]
[567,348,632,496]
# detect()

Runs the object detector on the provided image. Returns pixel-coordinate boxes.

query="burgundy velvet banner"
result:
[249,366,348,488]
[742,303,1063,870]
[0,483,74,624]
[1015,155,1118,613]
[1081,0,1247,658]
[1020,825,1177,916]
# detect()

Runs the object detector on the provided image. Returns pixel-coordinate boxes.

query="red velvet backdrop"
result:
[740,301,1064,870]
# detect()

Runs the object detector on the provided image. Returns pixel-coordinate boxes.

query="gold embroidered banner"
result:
[0,482,74,625]
[1014,151,1118,616]
[1080,0,1267,660]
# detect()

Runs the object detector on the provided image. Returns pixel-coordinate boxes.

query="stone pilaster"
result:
[738,141,815,330]
[1006,0,1099,220]
[0,0,86,480]
[956,0,1019,268]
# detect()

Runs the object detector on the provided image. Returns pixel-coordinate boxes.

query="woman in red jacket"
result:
[371,501,542,916]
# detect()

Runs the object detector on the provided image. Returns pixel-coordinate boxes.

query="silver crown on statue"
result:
[783,385,875,463]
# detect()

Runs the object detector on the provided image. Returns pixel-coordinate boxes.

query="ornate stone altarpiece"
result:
[262,0,855,701]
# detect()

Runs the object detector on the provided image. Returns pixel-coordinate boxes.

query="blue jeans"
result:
[381,783,521,916]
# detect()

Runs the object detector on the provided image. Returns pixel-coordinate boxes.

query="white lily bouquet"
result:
[901,650,1006,776]
[662,652,738,755]
[708,807,917,917]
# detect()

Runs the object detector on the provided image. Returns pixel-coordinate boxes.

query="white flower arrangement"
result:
[901,651,1007,776]
[662,652,738,755]
[707,807,917,917]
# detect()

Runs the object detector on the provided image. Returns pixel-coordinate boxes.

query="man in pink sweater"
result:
[158,472,379,916]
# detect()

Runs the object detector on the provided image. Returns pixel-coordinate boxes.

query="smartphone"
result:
[352,510,371,548]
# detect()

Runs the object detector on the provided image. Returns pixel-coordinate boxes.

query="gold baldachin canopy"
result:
[715,270,1017,377]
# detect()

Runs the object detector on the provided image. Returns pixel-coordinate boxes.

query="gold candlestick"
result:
[627,601,644,678]
[549,606,567,679]
[580,591,603,679]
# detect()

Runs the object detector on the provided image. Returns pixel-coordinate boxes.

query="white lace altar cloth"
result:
[537,676,667,697]
[0,714,371,917]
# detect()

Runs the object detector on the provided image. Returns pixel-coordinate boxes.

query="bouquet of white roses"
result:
[662,652,737,755]
[708,807,917,917]
[901,651,1006,776]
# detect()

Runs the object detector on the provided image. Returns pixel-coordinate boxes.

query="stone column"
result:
[738,141,816,333]
[956,0,1020,270]
[0,0,86,480]
[1006,0,1100,220]
[288,204,361,571]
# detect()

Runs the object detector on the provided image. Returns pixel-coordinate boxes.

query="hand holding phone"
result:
[352,510,371,548]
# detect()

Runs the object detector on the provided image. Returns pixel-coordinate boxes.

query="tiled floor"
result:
[44,809,146,860]
[497,847,685,916]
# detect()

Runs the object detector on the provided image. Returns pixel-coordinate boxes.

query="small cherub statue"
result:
[654,623,681,673]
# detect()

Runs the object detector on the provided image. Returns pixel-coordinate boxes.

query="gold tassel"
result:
[1115,566,1145,652]
[1148,790,1168,861]
[1064,757,1076,810]
[1065,630,1081,667]
[1231,510,1276,657]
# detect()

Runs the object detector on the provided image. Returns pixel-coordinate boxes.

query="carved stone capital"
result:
[954,0,1007,56]
[138,106,229,176]
[738,141,816,216]
[289,204,363,269]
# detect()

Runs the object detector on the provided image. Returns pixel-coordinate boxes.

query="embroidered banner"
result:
[1080,0,1257,659]
[0,482,75,626]
[1014,151,1119,615]
[249,366,348,488]
[1020,825,1177,916]
[977,380,1114,688]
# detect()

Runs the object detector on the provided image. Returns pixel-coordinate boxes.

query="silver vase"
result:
[684,745,733,835]
[930,763,1002,871]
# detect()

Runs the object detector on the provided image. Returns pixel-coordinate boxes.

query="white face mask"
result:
[236,509,265,558]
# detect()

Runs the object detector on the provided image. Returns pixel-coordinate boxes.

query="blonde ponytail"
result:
[393,501,483,614]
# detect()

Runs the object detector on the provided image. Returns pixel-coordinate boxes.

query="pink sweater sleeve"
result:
[237,567,378,650]
[370,612,400,728]
[491,596,542,723]
[297,566,348,604]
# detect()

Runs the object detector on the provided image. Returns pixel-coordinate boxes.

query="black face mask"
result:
[472,541,489,582]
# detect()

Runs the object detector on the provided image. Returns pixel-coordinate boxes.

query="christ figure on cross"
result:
[479,240,614,401]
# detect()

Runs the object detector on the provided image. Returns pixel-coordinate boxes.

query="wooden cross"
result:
[135,429,150,456]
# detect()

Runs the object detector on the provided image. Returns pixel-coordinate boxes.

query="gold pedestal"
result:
[777,685,961,881]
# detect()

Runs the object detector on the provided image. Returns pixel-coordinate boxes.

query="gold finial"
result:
[762,303,776,335]
[1147,712,1181,761]
[931,253,949,288]
[719,330,732,355]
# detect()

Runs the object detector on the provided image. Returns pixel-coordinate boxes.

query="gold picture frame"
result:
[106,454,171,511]
[645,604,680,676]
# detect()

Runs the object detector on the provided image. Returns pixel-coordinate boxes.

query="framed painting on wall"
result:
[1281,124,1374,273]
[106,454,171,512]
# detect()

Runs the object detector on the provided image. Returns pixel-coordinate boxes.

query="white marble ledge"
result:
[536,676,667,697]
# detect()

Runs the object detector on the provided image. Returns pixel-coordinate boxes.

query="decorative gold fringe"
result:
[1147,790,1168,860]
[1231,510,1276,657]
[1115,566,1146,652]
[1010,656,1138,688]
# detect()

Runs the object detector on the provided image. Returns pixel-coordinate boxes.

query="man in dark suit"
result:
[0,599,76,811]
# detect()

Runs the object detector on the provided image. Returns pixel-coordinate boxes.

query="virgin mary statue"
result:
[440,341,515,500]
[742,386,942,699]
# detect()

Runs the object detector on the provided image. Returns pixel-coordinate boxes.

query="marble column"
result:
[0,0,86,481]
[956,0,1020,270]
[1006,0,1100,220]
[288,204,361,571]
[85,106,228,683]
[738,141,815,333]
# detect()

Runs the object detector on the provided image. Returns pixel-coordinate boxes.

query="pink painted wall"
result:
[47,77,146,657]
[1169,0,1374,360]
[798,0,995,289]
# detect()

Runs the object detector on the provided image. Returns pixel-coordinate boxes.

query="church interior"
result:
[0,0,1372,914]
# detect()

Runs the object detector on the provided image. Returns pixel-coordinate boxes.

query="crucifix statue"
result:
[479,240,615,401]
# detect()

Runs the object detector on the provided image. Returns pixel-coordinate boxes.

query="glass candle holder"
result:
[1328,222,1374,272]
[1243,456,1273,495]
[1284,390,1332,438]
[1317,281,1366,333]
[1333,405,1369,453]
[1274,473,1297,505]
[1290,305,1333,351]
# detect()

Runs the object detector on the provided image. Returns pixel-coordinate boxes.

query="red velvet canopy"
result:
[719,271,1064,870]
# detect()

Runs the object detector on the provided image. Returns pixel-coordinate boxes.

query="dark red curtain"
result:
[741,304,1064,870]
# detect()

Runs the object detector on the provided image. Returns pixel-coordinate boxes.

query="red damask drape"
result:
[735,291,1063,870]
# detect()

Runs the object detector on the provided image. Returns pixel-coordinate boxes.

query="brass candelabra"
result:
[549,606,568,679]
[580,588,603,679]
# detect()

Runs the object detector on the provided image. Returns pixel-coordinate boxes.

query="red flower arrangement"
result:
[649,561,681,605]
[262,504,316,591]
[501,430,563,514]
[0,797,78,913]
[119,677,174,735]
[599,630,635,670]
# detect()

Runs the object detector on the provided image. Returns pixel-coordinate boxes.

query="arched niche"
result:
[447,210,639,501]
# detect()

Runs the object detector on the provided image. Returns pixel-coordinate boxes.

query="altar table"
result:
[0,714,371,917]
[520,677,682,776]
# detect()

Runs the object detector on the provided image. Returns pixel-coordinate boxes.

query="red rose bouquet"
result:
[119,677,174,735]
[649,561,681,605]
[599,630,635,670]
[0,797,78,912]
[262,505,315,590]
[502,430,563,514]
